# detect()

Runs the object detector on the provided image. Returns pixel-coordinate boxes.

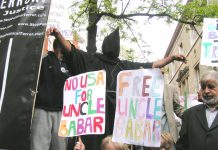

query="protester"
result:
[30,39,70,150]
[47,27,187,150]
[176,70,218,150]
[161,84,184,150]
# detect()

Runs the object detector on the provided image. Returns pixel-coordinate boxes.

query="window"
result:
[179,43,184,55]
[189,25,198,45]
[182,77,189,109]
[177,67,189,99]
[194,64,200,93]
[181,78,189,96]
[170,62,175,78]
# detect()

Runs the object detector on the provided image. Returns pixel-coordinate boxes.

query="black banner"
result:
[0,0,51,149]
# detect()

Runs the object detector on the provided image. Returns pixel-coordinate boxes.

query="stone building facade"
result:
[163,22,215,108]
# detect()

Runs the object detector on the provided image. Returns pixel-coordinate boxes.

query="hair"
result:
[200,70,218,83]
[101,135,129,150]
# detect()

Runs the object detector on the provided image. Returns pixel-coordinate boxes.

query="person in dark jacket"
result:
[176,70,218,150]
[30,39,70,150]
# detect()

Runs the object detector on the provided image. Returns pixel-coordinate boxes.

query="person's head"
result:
[200,70,218,107]
[101,135,129,150]
[53,38,63,60]
[102,27,120,60]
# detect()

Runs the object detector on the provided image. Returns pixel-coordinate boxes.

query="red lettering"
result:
[63,104,72,117]
[142,76,151,97]
[80,75,87,88]
[64,79,71,91]
[71,103,81,117]
[93,116,103,132]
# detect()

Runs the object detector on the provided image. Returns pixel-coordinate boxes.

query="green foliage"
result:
[68,0,218,55]
[102,0,117,13]
[69,0,218,28]
[120,47,135,61]
[179,0,218,25]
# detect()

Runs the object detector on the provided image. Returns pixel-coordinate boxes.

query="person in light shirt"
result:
[176,70,218,150]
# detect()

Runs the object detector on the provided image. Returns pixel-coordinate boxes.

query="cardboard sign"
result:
[59,70,106,137]
[112,69,164,147]
[201,18,218,66]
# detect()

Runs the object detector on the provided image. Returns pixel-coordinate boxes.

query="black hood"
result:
[102,27,120,60]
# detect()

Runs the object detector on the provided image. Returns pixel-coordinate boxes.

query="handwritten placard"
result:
[58,70,106,137]
[201,18,218,66]
[112,69,164,147]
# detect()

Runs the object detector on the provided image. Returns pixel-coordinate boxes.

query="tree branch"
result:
[121,0,130,15]
[93,12,196,26]
[191,24,202,39]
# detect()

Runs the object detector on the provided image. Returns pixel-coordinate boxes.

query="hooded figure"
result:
[95,27,120,63]
[56,27,154,150]
[47,26,186,150]
[102,27,120,59]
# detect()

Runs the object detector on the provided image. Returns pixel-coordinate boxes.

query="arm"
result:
[74,137,85,150]
[152,54,187,68]
[161,132,174,149]
[173,87,185,118]
[74,142,85,150]
[46,27,72,53]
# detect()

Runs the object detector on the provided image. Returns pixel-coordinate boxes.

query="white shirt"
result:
[205,107,218,128]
